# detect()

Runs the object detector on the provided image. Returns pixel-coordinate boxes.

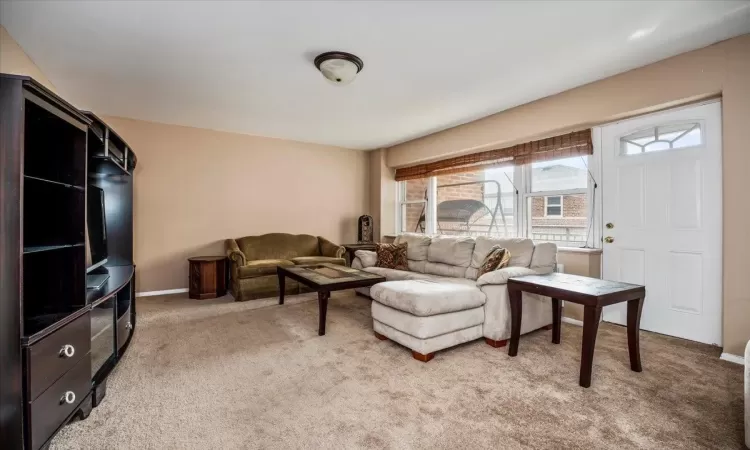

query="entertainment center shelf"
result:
[87,265,135,306]
[1,74,138,450]
[23,243,85,255]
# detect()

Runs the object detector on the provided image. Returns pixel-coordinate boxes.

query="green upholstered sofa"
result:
[225,233,346,301]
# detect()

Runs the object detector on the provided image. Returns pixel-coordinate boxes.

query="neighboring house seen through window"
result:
[544,196,562,217]
[397,156,595,247]
[398,156,593,247]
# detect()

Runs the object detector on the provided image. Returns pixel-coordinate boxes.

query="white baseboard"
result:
[719,352,745,365]
[136,288,188,298]
[562,317,583,327]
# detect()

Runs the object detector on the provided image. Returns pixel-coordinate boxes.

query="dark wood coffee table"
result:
[277,263,385,336]
[507,273,645,388]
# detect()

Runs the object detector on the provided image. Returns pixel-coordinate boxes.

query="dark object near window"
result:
[358,215,373,243]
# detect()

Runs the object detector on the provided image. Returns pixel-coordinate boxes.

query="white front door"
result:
[600,101,722,346]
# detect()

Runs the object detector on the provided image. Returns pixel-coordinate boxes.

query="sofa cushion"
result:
[425,261,471,278]
[529,242,557,274]
[236,233,320,261]
[470,237,535,268]
[291,256,346,266]
[394,233,431,261]
[375,243,409,270]
[362,267,434,282]
[370,280,486,317]
[477,246,511,278]
[470,237,534,271]
[427,235,475,266]
[354,250,377,268]
[371,301,484,339]
[426,276,478,287]
[238,259,294,278]
[407,260,427,273]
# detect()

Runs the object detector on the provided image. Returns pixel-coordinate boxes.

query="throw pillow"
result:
[375,243,409,270]
[477,245,511,277]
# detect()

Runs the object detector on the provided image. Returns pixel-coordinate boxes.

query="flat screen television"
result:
[86,185,108,274]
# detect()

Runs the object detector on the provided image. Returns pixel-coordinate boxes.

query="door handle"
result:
[604,236,614,243]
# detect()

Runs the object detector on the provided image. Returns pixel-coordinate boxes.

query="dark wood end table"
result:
[507,273,645,388]
[342,243,378,266]
[188,256,228,299]
[277,263,385,335]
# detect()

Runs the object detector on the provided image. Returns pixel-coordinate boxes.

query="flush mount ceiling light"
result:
[314,51,364,86]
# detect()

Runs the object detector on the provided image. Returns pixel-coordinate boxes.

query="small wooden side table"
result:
[507,273,645,388]
[342,243,378,266]
[188,256,227,299]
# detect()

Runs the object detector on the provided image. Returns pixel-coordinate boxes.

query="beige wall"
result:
[368,149,396,242]
[0,27,369,294]
[0,25,56,92]
[102,116,368,292]
[387,36,748,167]
[386,34,750,356]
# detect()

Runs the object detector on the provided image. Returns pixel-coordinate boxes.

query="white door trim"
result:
[596,98,722,128]
[597,100,722,346]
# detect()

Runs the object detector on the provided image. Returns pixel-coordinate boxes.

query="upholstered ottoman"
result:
[370,280,486,362]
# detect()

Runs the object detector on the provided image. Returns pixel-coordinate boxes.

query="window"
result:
[530,157,587,193]
[545,196,562,217]
[397,156,595,247]
[398,178,428,234]
[527,194,588,246]
[621,123,702,155]
[430,167,517,238]
[525,156,590,246]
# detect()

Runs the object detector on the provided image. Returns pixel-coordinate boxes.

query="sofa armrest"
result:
[476,267,539,286]
[225,239,247,267]
[318,236,345,258]
[530,242,557,275]
[353,250,377,268]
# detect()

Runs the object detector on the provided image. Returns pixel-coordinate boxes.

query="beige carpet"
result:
[51,291,744,449]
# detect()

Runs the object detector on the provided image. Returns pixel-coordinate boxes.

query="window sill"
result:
[557,247,602,255]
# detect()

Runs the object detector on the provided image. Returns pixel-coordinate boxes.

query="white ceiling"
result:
[2,1,749,150]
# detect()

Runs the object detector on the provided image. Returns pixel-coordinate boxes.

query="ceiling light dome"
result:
[314,51,364,86]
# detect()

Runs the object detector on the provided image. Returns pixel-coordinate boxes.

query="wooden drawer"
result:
[117,305,132,350]
[27,311,91,400]
[29,355,91,450]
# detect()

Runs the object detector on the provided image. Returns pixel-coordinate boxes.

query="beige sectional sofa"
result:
[352,233,557,360]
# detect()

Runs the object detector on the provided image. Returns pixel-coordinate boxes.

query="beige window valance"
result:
[394,129,593,181]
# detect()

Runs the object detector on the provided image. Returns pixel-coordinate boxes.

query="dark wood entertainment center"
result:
[0,74,138,450]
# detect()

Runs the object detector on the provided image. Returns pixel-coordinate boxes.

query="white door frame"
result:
[596,99,723,345]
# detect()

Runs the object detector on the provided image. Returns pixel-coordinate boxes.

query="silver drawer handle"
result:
[126,322,133,330]
[60,391,75,405]
[59,344,75,358]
